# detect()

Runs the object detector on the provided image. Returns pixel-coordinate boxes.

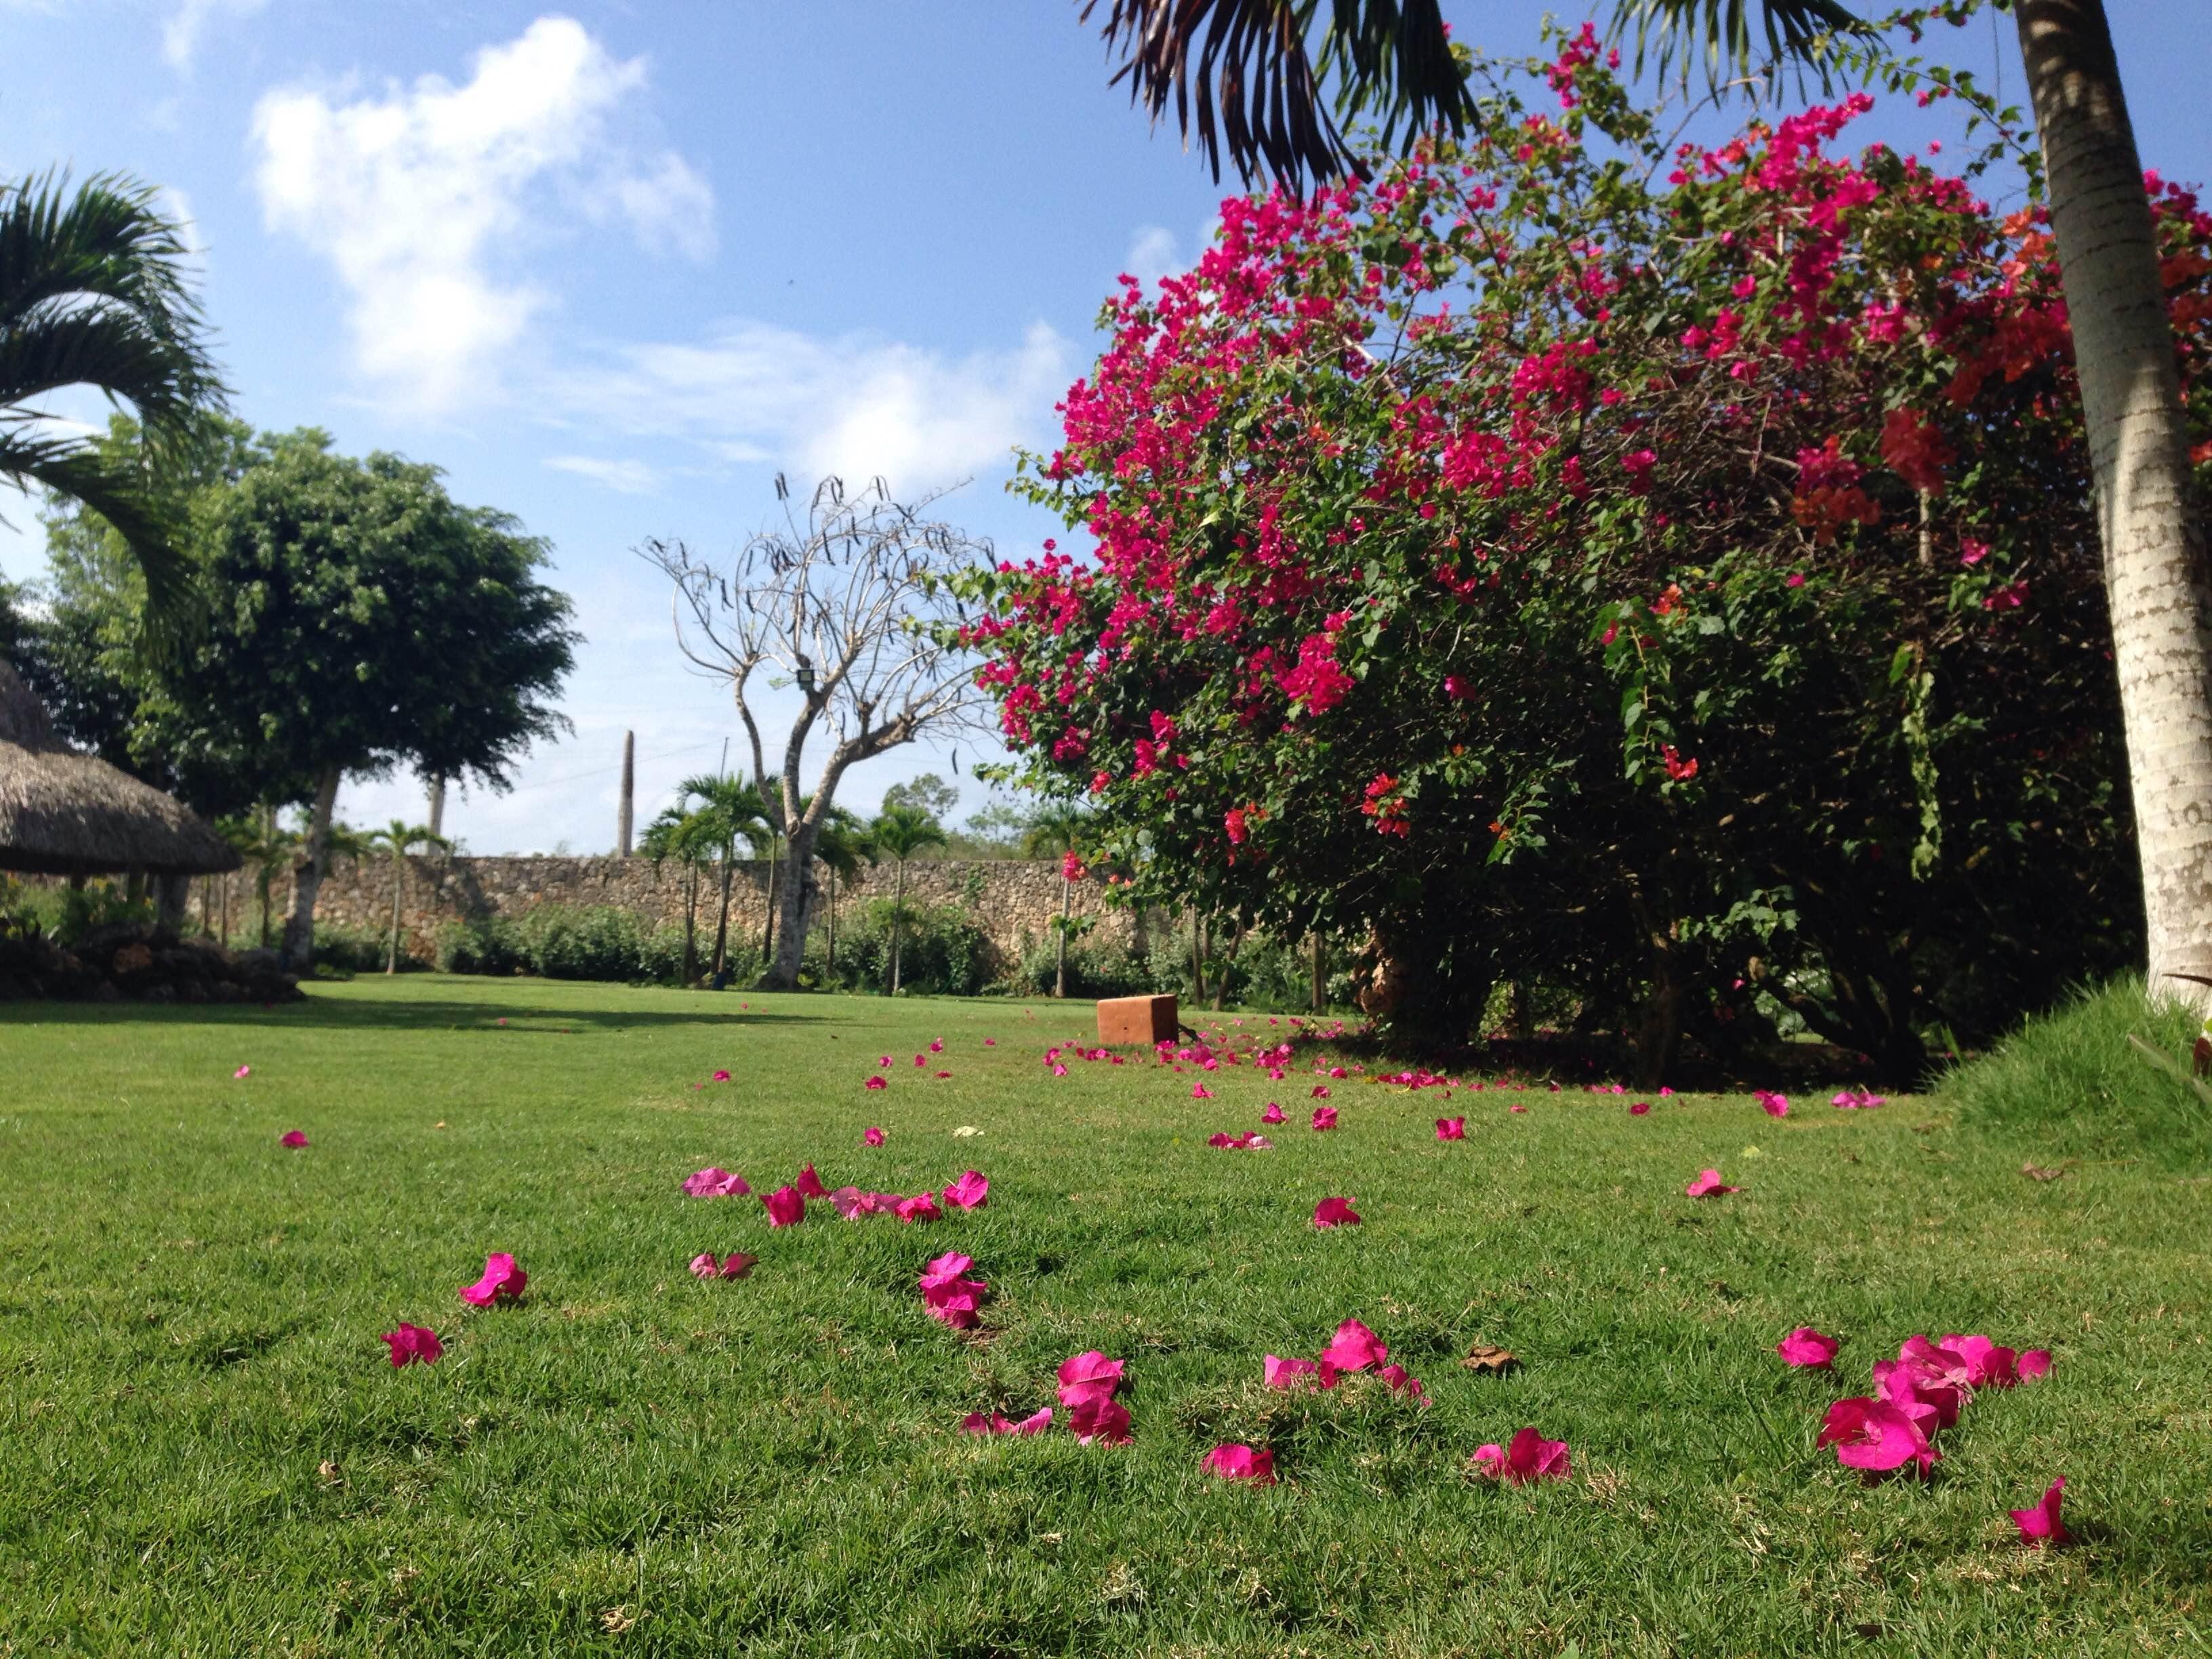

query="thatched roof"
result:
[0,659,240,876]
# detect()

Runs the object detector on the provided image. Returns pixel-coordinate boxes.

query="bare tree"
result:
[639,475,991,989]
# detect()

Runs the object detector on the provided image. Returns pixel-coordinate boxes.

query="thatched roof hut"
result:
[0,659,239,876]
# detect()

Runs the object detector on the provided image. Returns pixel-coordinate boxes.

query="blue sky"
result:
[1,1,2201,852]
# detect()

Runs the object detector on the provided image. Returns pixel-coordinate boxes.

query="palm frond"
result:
[0,429,194,625]
[1082,0,1472,193]
[1611,0,1874,94]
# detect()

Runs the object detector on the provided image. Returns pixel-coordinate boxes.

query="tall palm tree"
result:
[642,800,718,985]
[678,773,769,982]
[869,803,948,997]
[813,804,876,983]
[1114,0,2212,1002]
[218,806,294,949]
[1021,804,1089,998]
[1,171,227,633]
[365,819,450,974]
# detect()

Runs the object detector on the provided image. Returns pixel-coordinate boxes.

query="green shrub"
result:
[0,879,155,947]
[995,933,1154,1000]
[433,907,686,985]
[1940,977,2212,1166]
[310,923,392,976]
[815,900,993,996]
[435,914,524,975]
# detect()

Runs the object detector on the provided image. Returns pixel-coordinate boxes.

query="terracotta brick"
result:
[1097,993,1178,1047]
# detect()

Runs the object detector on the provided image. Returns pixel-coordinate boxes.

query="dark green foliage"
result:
[309,923,398,977]
[0,878,154,946]
[432,907,688,986]
[1942,976,2212,1166]
[814,899,991,996]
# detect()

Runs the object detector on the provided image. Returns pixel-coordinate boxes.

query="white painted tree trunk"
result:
[2017,1,2212,1007]
[279,766,341,974]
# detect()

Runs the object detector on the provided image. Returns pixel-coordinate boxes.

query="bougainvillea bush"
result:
[965,26,2212,1079]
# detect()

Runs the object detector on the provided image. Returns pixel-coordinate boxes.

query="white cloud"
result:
[545,455,661,495]
[552,319,1070,493]
[1121,216,1221,288]
[249,16,713,413]
[163,0,270,74]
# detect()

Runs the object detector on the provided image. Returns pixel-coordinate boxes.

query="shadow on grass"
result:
[0,990,821,1036]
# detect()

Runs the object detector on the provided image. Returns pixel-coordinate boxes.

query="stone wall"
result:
[188,854,1133,969]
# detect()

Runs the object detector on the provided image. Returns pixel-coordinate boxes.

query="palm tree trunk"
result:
[890,859,907,996]
[279,766,341,974]
[712,845,734,979]
[682,861,699,983]
[386,851,403,973]
[2018,0,2212,998]
[827,865,838,977]
[1055,876,1071,998]
[1190,911,1206,1004]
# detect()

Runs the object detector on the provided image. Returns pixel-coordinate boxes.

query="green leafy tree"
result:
[364,819,450,974]
[882,773,961,821]
[0,171,226,631]
[149,431,577,972]
[868,804,947,996]
[217,808,295,950]
[676,773,769,981]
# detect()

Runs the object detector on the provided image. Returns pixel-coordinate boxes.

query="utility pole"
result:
[617,731,636,857]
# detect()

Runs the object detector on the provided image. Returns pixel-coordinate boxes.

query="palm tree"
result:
[1115,0,2212,1003]
[365,819,450,973]
[218,806,294,949]
[1,172,227,634]
[869,803,947,996]
[1021,804,1089,998]
[678,773,769,983]
[642,800,718,984]
[813,804,876,983]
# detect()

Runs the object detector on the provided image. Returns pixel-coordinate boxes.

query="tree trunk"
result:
[2018,1,2212,1000]
[760,840,779,966]
[1190,912,1206,1004]
[1054,877,1071,997]
[890,859,907,996]
[427,773,446,838]
[386,852,403,973]
[682,861,699,984]
[155,873,188,935]
[827,866,838,977]
[711,849,734,979]
[1310,933,1326,1012]
[764,825,818,989]
[279,766,341,974]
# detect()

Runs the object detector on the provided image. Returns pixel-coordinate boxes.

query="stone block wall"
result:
[189,854,1134,970]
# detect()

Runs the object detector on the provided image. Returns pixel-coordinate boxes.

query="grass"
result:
[2,975,2209,1656]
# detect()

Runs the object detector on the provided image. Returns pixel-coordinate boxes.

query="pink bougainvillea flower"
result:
[895,1192,942,1223]
[2018,1348,2053,1381]
[1832,1088,1887,1109]
[1629,1101,1651,1116]
[1319,1317,1388,1373]
[1472,1427,1570,1485]
[1685,1168,1738,1197]
[1056,1350,1125,1410]
[1263,1354,1319,1389]
[863,1126,886,1145]
[1311,1105,1338,1130]
[1510,1103,1528,1113]
[234,1065,251,1080]
[920,1250,988,1328]
[688,1251,720,1279]
[829,1185,867,1218]
[1755,1090,1790,1118]
[712,1069,731,1082]
[459,1252,527,1307]
[280,1130,308,1148]
[914,1054,926,1067]
[1377,1363,1427,1402]
[1191,1083,1214,1099]
[2009,1477,2069,1546]
[1261,1102,1286,1124]
[1939,1332,2019,1388]
[1897,1336,1977,1416]
[1312,1197,1361,1229]
[762,1185,806,1227]
[929,1038,945,1053]
[1069,1395,1132,1445]
[691,1250,756,1279]
[1435,1117,1466,1140]
[935,1069,952,1079]
[1777,1327,1840,1368]
[794,1164,830,1200]
[960,1406,1052,1435]
[1206,1443,1277,1484]
[863,1076,888,1092]
[682,1166,752,1198]
[941,1169,989,1210]
[381,1322,443,1367]
[1311,1085,1331,1099]
[1818,1395,1940,1476]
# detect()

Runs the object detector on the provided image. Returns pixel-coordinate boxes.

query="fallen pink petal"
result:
[682,1167,752,1198]
[941,1169,990,1210]
[1312,1196,1361,1229]
[1472,1427,1570,1485]
[2009,1477,2069,1546]
[1261,1103,1286,1124]
[1311,1105,1338,1130]
[1755,1090,1790,1118]
[1069,1395,1132,1445]
[1776,1327,1840,1369]
[1319,1317,1387,1373]
[1816,1396,1939,1477]
[712,1069,731,1082]
[762,1185,806,1227]
[863,1126,886,1146]
[1057,1350,1126,1410]
[895,1192,942,1223]
[1685,1168,1738,1198]
[381,1323,443,1367]
[1435,1117,1466,1140]
[1263,1354,1319,1389]
[1378,1363,1427,1401]
[1311,1085,1331,1099]
[2018,1348,2053,1380]
[1940,1332,2019,1388]
[459,1252,527,1307]
[1205,1443,1277,1484]
[233,1065,251,1080]
[1191,1083,1214,1099]
[864,1076,888,1091]
[280,1130,308,1148]
[920,1250,988,1328]
[1629,1101,1651,1116]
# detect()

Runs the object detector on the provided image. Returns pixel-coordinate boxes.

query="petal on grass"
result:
[458,1252,527,1307]
[2009,1477,2069,1545]
[1205,1443,1277,1484]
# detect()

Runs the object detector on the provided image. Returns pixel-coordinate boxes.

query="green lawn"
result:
[2,975,2208,1656]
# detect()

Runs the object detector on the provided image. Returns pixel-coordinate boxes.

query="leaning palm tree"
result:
[365,819,449,973]
[642,800,718,985]
[678,773,769,983]
[869,803,947,997]
[1,171,228,635]
[813,804,876,983]
[1021,804,1090,998]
